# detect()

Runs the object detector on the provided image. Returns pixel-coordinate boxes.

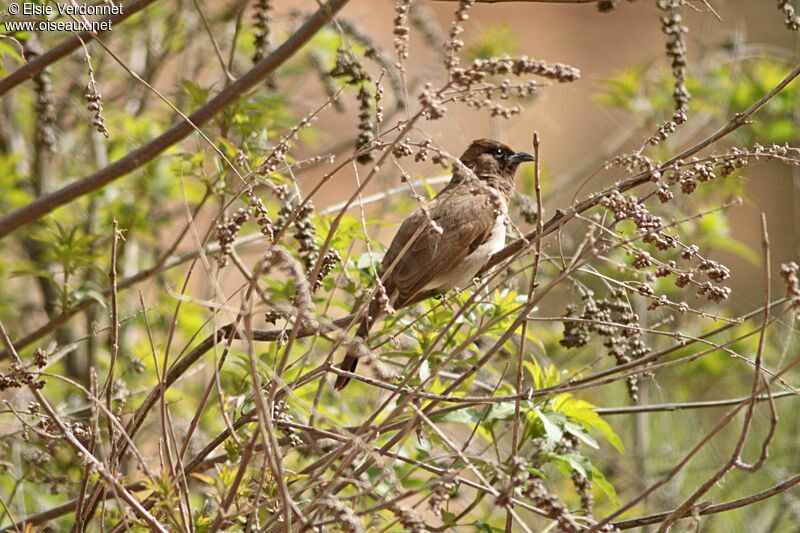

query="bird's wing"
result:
[381,185,498,308]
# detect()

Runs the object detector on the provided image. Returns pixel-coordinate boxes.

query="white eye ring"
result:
[493,148,505,157]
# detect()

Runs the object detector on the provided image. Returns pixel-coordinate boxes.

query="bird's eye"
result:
[492,148,505,158]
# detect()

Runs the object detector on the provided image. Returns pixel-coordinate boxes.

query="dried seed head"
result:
[598,0,619,12]
[780,262,800,309]
[252,0,273,64]
[419,83,447,120]
[85,78,109,138]
[393,0,413,68]
[522,477,581,532]
[657,0,690,112]
[778,0,800,31]
[215,207,249,267]
[390,505,429,533]
[319,495,364,533]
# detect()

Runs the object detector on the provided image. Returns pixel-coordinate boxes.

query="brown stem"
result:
[613,472,800,529]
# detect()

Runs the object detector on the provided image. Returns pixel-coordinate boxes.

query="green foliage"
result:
[725,60,799,143]
[15,220,101,310]
[0,153,31,212]
[595,62,653,114]
[0,40,24,76]
[553,394,624,454]
[547,453,619,505]
[599,56,799,144]
[465,25,520,61]
[693,210,760,265]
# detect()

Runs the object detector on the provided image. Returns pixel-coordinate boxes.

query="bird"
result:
[334,138,535,390]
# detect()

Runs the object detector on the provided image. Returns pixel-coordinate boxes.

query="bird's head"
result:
[458,139,535,182]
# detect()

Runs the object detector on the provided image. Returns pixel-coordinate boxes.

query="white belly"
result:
[422,212,506,292]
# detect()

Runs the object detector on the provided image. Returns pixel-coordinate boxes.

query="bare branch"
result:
[613,472,800,529]
[0,0,160,96]
[0,0,350,241]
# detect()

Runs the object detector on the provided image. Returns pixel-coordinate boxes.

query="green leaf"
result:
[71,288,109,309]
[549,453,591,479]
[556,396,625,454]
[564,420,599,450]
[591,465,620,507]
[535,408,565,449]
[472,520,504,532]
[189,473,216,486]
[11,267,54,282]
[181,79,212,108]
[0,40,24,77]
[356,252,381,271]
[419,358,430,381]
[524,329,547,356]
[286,473,310,485]
[523,358,561,389]
[595,63,650,113]
[419,174,444,200]
[441,511,457,527]
[696,211,759,265]
[547,452,618,504]
[525,465,546,478]
[486,402,517,422]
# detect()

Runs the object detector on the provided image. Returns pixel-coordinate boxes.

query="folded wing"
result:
[380,185,496,308]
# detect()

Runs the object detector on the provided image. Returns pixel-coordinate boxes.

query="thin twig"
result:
[653,214,777,532]
[0,322,168,532]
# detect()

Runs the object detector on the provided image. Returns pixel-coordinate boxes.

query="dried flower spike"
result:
[444,0,476,76]
[215,207,249,267]
[85,78,109,138]
[356,85,376,163]
[778,0,800,31]
[393,0,412,69]
[780,262,800,309]
[253,0,273,63]
[598,0,619,12]
[657,0,690,112]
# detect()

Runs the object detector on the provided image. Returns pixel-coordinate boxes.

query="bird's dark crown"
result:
[454,139,533,196]
[460,139,515,166]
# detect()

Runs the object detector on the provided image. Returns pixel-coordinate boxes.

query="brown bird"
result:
[334,139,534,390]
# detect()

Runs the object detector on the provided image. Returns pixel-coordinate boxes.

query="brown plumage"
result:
[335,139,534,390]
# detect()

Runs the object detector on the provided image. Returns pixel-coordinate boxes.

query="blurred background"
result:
[276,0,800,313]
[2,1,800,530]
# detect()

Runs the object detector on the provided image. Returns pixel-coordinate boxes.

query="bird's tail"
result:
[334,298,381,390]
[333,351,360,391]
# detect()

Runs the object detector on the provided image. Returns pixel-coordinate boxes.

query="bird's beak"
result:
[509,151,535,164]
